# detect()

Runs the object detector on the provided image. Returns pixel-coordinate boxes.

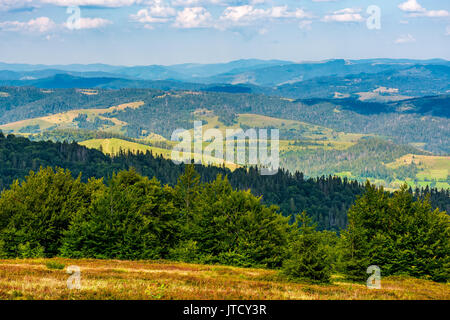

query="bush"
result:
[45,261,65,270]
[0,167,102,257]
[60,169,179,260]
[168,240,200,263]
[18,242,45,259]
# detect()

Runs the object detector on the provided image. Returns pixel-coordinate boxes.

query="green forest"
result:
[0,165,448,283]
[1,133,449,230]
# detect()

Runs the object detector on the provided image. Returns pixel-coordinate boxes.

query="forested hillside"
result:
[0,133,448,230]
[1,87,448,154]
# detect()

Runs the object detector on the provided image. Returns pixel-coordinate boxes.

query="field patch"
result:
[0,101,145,135]
[386,154,450,181]
[80,138,172,157]
[80,138,239,170]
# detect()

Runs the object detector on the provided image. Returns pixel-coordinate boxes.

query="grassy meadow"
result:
[0,258,448,300]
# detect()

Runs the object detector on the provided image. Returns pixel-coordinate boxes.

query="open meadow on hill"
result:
[0,258,448,300]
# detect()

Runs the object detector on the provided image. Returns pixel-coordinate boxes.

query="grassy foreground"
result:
[0,258,448,300]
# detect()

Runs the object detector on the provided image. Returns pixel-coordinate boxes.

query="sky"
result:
[0,0,449,65]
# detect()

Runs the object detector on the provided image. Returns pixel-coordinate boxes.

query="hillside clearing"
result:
[79,138,240,170]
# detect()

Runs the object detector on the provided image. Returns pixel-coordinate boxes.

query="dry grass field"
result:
[0,258,448,300]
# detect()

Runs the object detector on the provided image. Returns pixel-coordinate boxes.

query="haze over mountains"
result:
[1,58,449,99]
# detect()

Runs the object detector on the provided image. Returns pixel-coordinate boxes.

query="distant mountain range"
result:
[1,59,449,100]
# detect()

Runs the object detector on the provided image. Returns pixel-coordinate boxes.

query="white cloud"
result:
[39,0,139,7]
[130,8,170,23]
[130,1,176,27]
[220,5,312,25]
[395,34,416,44]
[0,16,56,32]
[171,0,224,6]
[173,7,212,28]
[335,8,361,14]
[323,8,363,22]
[398,0,425,12]
[0,0,34,11]
[147,0,176,17]
[398,0,449,18]
[270,6,311,19]
[410,10,449,18]
[221,5,266,23]
[65,17,112,29]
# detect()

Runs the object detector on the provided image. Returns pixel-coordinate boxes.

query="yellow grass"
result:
[0,101,145,134]
[80,138,240,170]
[80,138,172,157]
[386,154,450,180]
[237,114,363,143]
[0,258,448,300]
[78,89,99,95]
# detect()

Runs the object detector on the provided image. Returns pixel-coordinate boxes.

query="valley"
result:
[0,88,447,190]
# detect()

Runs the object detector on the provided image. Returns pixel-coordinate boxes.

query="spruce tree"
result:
[282,211,332,283]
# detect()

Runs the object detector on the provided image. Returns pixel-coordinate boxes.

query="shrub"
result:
[168,240,200,263]
[45,261,65,270]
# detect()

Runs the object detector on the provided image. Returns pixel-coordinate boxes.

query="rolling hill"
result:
[0,58,448,191]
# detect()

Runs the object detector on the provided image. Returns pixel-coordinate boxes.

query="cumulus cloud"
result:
[398,0,448,18]
[0,16,56,32]
[130,8,170,23]
[173,7,212,28]
[323,8,363,22]
[219,5,312,26]
[146,0,176,17]
[395,34,416,44]
[171,0,224,6]
[398,0,425,12]
[221,5,267,22]
[39,0,139,6]
[130,0,177,27]
[270,6,311,19]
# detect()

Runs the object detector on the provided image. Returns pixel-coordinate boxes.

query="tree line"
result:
[1,132,448,231]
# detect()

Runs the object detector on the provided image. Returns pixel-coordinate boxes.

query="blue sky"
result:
[0,0,449,65]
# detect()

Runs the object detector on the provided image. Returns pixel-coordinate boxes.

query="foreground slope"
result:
[0,258,448,300]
